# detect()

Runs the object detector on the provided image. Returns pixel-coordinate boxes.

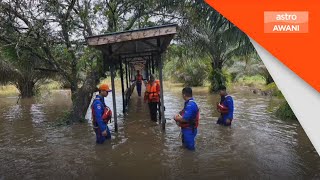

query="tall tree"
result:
[0,47,55,97]
[0,0,182,121]
[179,0,256,91]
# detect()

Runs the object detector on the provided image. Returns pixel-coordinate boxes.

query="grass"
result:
[0,85,19,97]
[39,81,63,91]
[236,75,266,87]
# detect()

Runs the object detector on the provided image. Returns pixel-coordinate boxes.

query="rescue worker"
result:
[92,84,112,144]
[135,70,143,97]
[216,85,234,126]
[144,74,160,122]
[174,87,200,151]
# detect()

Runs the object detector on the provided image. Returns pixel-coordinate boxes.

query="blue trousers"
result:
[95,125,111,144]
[181,128,197,150]
[217,117,232,126]
[136,82,142,96]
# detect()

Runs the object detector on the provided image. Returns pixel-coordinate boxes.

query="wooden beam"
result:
[160,35,175,53]
[87,26,177,46]
[141,39,160,51]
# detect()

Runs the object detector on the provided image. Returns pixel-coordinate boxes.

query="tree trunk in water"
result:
[17,80,35,98]
[210,60,225,92]
[266,73,274,84]
[71,72,99,122]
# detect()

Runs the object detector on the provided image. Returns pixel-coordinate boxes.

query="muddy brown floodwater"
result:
[0,85,319,179]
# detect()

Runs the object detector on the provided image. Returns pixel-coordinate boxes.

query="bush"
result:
[263,82,283,97]
[275,101,297,120]
[164,56,211,87]
[209,68,231,92]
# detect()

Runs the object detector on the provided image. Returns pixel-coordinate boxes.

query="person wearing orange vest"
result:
[174,87,200,151]
[91,84,112,144]
[144,74,160,122]
[135,70,144,97]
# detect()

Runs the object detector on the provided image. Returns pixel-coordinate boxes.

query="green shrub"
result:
[209,68,231,92]
[55,111,72,126]
[164,57,211,86]
[275,101,297,120]
[263,82,283,97]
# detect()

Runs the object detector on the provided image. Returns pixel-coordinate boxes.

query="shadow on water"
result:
[0,86,319,179]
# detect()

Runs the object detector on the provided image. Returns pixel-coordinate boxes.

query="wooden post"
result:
[120,60,125,114]
[129,66,132,81]
[151,55,155,74]
[158,54,166,130]
[148,58,152,76]
[110,62,118,132]
[125,60,129,89]
[145,59,149,80]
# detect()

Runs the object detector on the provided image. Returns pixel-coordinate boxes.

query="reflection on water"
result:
[0,87,319,179]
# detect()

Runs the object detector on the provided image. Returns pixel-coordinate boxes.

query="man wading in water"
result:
[174,87,200,150]
[216,85,234,126]
[91,84,113,144]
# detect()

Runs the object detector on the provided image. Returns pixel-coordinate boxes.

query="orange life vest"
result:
[145,81,160,102]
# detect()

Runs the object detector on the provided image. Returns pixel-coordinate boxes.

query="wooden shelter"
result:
[86,24,177,131]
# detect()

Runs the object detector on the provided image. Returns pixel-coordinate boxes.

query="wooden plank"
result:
[87,26,176,46]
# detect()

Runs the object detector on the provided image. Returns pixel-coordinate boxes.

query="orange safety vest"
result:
[145,81,160,102]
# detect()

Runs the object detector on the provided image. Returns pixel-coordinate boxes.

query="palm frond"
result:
[0,59,21,85]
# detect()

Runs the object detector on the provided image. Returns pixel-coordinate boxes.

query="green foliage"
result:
[236,75,266,86]
[263,82,283,97]
[227,54,270,82]
[164,45,211,86]
[209,68,230,92]
[276,101,297,120]
[54,110,87,126]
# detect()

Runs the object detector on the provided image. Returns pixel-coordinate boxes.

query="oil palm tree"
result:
[0,47,55,98]
[180,0,256,91]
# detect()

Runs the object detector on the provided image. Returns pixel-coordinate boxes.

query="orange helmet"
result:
[98,84,112,92]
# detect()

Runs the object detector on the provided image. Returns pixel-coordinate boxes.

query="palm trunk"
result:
[210,59,225,92]
[17,80,35,98]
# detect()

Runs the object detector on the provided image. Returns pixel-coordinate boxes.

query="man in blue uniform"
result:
[216,85,234,126]
[92,84,112,144]
[174,87,200,151]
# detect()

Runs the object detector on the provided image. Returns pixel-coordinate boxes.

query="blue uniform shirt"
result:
[222,95,234,120]
[92,95,107,132]
[182,98,199,123]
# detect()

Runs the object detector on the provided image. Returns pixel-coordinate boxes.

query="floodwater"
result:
[0,85,319,179]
